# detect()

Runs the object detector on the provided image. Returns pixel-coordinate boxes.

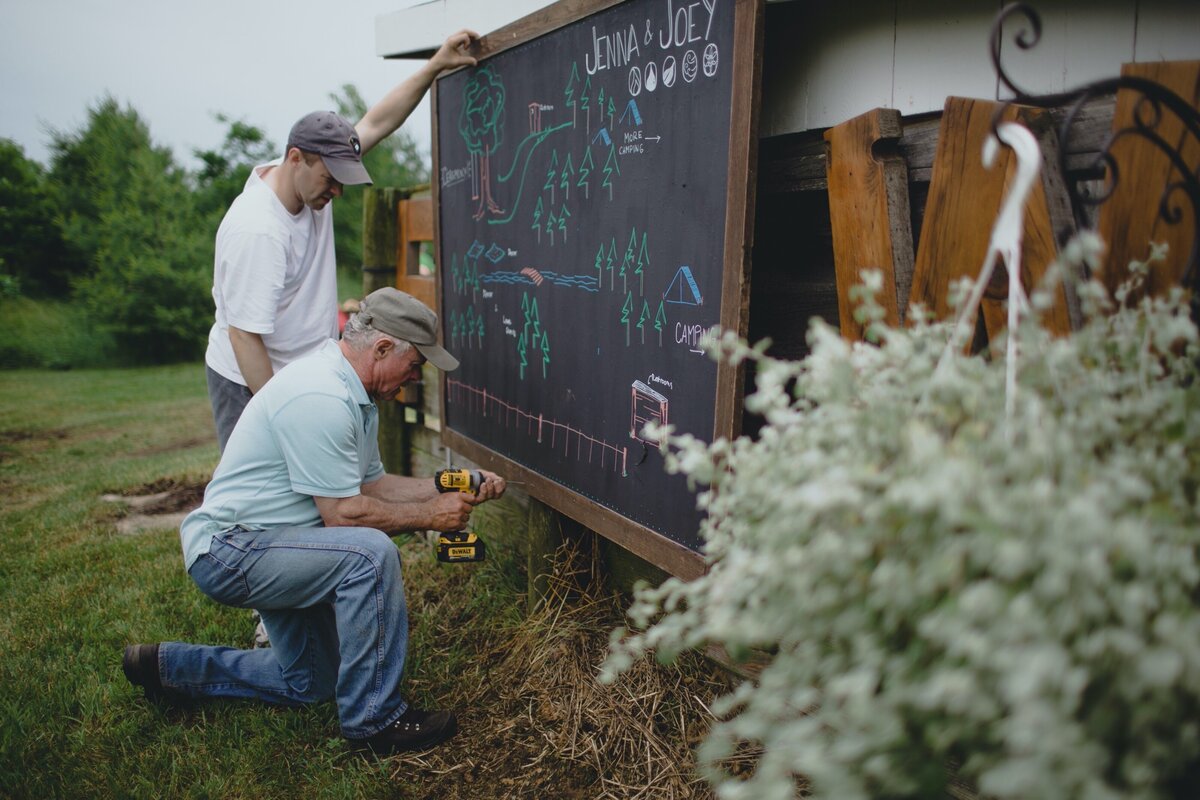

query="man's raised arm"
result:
[355,29,480,155]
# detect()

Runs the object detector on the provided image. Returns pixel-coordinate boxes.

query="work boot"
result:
[349,706,459,755]
[122,644,186,706]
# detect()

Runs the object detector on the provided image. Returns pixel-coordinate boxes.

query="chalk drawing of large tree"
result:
[459,66,506,220]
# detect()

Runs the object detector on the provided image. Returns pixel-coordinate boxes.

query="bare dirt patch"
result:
[101,477,207,534]
[130,436,212,457]
[0,428,69,463]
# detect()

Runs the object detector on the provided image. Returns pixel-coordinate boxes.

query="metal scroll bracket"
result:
[989,2,1200,323]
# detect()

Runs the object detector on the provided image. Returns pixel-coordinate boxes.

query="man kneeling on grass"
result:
[122,288,506,754]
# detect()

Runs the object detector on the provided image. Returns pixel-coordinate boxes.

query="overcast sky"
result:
[1,0,436,169]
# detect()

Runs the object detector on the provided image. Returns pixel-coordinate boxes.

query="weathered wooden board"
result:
[759,98,1118,194]
[396,196,436,311]
[909,97,1075,339]
[824,108,915,338]
[1097,60,1200,300]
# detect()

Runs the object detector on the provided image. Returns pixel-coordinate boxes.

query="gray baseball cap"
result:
[358,288,459,372]
[287,111,372,186]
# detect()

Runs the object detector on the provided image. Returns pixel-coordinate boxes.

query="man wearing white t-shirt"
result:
[205,29,478,453]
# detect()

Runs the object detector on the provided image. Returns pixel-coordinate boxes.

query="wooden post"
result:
[363,186,411,473]
[526,497,560,615]
[376,401,412,476]
[362,186,400,296]
[525,499,601,615]
[396,195,437,310]
[598,537,669,594]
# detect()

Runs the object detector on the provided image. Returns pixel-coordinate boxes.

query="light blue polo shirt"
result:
[181,339,385,569]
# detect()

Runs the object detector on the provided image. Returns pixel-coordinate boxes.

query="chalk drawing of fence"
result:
[446,379,628,476]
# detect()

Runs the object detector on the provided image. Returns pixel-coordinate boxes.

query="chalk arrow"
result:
[645,136,662,143]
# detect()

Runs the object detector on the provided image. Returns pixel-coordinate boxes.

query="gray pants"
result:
[205,365,252,454]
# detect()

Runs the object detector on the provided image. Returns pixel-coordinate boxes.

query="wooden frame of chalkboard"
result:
[432,0,764,579]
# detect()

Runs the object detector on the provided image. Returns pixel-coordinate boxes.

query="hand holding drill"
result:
[432,468,508,562]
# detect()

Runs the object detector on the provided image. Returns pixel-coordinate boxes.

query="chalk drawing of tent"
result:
[619,99,642,126]
[664,266,702,305]
[630,380,668,443]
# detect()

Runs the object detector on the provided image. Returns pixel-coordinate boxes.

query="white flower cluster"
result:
[603,238,1200,800]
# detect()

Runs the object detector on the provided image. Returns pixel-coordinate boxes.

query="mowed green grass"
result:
[0,365,529,799]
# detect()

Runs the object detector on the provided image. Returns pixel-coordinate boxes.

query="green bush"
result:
[0,139,76,297]
[0,272,20,299]
[605,235,1200,800]
[50,99,213,363]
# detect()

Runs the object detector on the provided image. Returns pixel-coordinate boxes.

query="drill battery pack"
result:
[436,531,486,563]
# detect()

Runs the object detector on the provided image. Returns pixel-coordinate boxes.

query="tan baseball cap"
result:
[358,288,459,371]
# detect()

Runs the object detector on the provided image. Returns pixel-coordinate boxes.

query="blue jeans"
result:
[159,526,410,739]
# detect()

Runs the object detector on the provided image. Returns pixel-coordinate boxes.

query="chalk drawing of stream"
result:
[459,66,571,225]
[482,269,599,292]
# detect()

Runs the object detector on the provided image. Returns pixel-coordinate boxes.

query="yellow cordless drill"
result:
[433,468,487,563]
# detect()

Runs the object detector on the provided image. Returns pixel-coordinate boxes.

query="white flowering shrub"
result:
[603,237,1200,800]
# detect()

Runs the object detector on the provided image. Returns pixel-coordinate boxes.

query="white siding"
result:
[1134,0,1200,62]
[892,0,1000,117]
[996,0,1136,99]
[762,1,895,135]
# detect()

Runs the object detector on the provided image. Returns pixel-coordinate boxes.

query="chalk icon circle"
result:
[628,65,643,97]
[682,50,699,83]
[662,56,677,88]
[645,61,658,92]
[703,43,719,77]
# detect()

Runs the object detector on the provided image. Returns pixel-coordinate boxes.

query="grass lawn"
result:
[0,364,727,799]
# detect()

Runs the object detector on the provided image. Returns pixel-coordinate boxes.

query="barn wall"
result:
[759,0,1198,137]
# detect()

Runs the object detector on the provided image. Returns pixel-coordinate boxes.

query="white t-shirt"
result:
[205,160,338,385]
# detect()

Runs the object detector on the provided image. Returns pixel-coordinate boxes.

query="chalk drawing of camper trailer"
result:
[630,380,669,444]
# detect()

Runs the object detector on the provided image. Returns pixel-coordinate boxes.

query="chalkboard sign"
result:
[433,0,763,577]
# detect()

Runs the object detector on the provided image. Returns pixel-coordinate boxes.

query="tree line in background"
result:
[0,86,428,368]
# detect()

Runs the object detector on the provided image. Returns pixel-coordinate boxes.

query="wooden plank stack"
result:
[818,61,1199,347]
